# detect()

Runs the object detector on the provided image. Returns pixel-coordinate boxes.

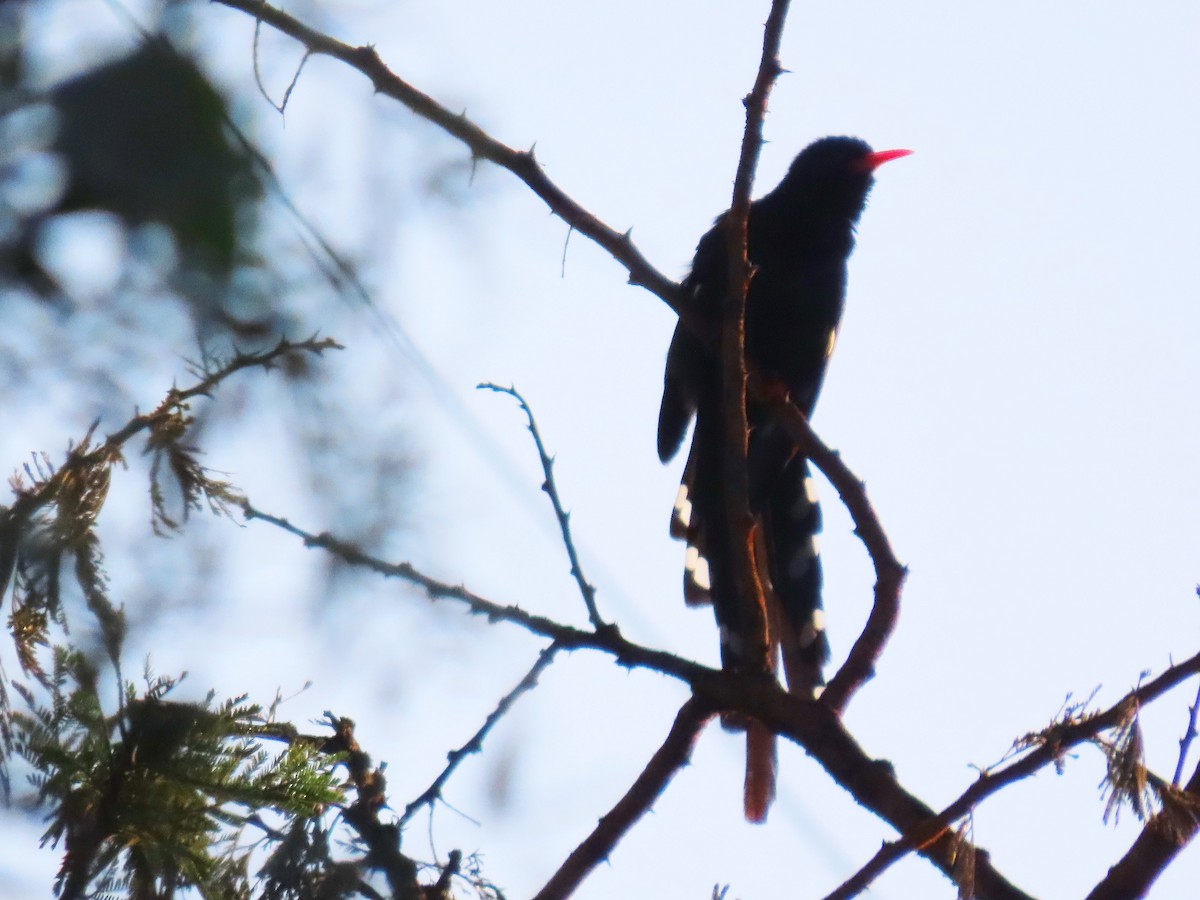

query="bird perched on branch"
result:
[657,136,910,822]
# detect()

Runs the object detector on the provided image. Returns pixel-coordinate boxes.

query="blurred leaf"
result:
[50,41,258,275]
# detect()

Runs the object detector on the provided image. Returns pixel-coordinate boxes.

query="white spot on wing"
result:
[799,611,826,648]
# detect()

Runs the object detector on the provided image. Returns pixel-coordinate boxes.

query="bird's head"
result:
[775,136,912,225]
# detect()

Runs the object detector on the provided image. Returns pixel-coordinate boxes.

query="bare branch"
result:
[211,0,683,313]
[1172,676,1200,786]
[477,384,607,630]
[243,502,1029,898]
[1085,753,1200,899]
[239,501,702,684]
[211,5,910,722]
[711,0,795,825]
[819,655,1200,899]
[822,837,910,900]
[530,696,713,900]
[399,643,560,827]
[245,491,1200,900]
[717,0,793,720]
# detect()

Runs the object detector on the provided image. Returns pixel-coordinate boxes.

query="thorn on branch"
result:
[1172,678,1200,786]
[350,44,381,66]
[477,383,608,630]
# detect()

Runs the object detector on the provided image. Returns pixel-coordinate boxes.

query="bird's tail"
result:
[667,434,829,822]
[739,456,829,824]
[744,720,777,823]
[763,456,831,693]
[669,443,715,607]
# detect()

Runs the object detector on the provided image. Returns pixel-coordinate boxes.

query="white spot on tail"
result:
[685,547,711,591]
[673,484,692,529]
[804,477,820,504]
[792,479,820,520]
[799,610,826,648]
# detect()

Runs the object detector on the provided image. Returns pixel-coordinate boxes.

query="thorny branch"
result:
[138,6,1196,897]
[477,384,608,630]
[398,643,560,828]
[1172,676,1200,786]
[240,491,1200,899]
[240,502,704,684]
[4,337,338,511]
[716,0,793,737]
[711,0,796,824]
[211,0,683,315]
[238,504,1048,898]
[213,0,906,721]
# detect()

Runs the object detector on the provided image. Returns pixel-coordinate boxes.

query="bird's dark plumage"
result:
[658,136,909,822]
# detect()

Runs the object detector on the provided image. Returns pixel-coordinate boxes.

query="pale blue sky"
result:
[5,1,1200,897]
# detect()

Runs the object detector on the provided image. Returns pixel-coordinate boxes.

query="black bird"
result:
[657,136,910,822]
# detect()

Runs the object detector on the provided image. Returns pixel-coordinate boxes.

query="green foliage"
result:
[0,339,468,898]
[12,660,343,898]
[257,816,363,900]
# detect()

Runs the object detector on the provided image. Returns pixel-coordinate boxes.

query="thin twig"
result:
[530,696,713,900]
[477,384,607,630]
[239,501,704,685]
[399,643,560,827]
[1172,676,1200,786]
